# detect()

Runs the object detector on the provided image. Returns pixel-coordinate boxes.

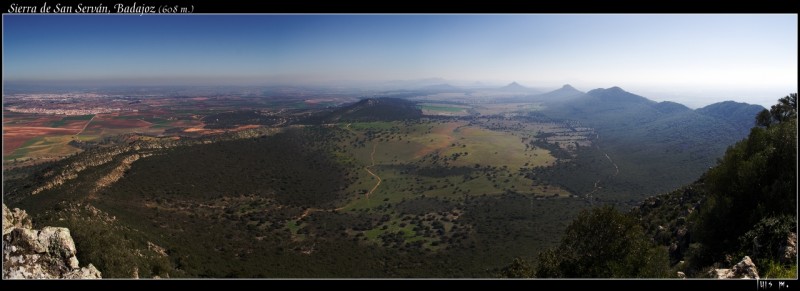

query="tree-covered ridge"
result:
[538,87,765,201]
[323,98,423,122]
[501,93,797,278]
[691,93,797,274]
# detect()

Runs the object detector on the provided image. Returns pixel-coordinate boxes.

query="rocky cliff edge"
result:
[3,203,101,279]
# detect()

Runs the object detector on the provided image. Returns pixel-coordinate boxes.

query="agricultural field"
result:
[3,112,92,162]
[4,109,265,166]
[471,103,545,116]
[77,110,205,141]
[2,91,358,168]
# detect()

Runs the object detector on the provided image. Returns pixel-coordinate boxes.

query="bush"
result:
[534,206,670,278]
[739,215,796,263]
[498,257,534,278]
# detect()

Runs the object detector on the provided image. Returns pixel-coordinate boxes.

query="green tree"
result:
[498,257,534,278]
[755,94,796,127]
[534,206,670,278]
[756,109,774,127]
[770,93,798,123]
[692,93,797,266]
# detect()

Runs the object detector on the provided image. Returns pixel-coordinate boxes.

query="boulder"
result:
[711,256,759,279]
[2,204,32,236]
[780,232,797,264]
[2,203,102,279]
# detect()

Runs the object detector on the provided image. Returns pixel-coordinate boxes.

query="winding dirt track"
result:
[364,142,381,199]
[296,128,383,220]
[585,134,620,204]
[604,152,620,177]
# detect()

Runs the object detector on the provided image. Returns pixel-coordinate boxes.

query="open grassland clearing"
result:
[338,120,572,205]
[471,103,545,116]
[325,119,576,250]
[418,103,472,116]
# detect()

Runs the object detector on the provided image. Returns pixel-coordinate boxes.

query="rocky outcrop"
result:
[780,232,797,264]
[632,184,704,266]
[2,204,101,279]
[24,126,282,197]
[94,153,152,191]
[3,204,32,236]
[711,256,759,279]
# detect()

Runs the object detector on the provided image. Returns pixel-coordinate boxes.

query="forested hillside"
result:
[502,93,797,278]
[537,87,766,202]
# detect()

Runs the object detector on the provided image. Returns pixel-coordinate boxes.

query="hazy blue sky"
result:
[3,14,797,107]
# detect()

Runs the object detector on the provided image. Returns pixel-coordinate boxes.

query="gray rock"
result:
[3,204,32,236]
[2,203,102,279]
[733,256,759,279]
[64,264,102,279]
[711,256,759,279]
[781,232,797,264]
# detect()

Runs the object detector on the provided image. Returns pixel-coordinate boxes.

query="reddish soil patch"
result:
[3,136,28,155]
[58,120,92,130]
[3,127,78,155]
[92,118,152,129]
[413,122,462,158]
[233,124,262,130]
[169,120,203,127]
[183,124,263,135]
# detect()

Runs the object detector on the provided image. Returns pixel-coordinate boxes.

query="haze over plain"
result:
[3,14,797,108]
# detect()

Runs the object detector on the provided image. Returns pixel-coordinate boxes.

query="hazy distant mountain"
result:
[696,101,765,135]
[548,87,662,127]
[586,86,656,105]
[378,78,450,89]
[653,101,691,115]
[532,84,586,103]
[501,82,527,91]
[420,83,465,92]
[468,81,486,87]
[541,86,759,198]
[498,82,540,93]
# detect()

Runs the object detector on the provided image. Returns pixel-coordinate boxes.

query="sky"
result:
[3,14,797,108]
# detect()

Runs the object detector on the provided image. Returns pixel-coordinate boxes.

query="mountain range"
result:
[529,85,765,200]
[328,83,764,202]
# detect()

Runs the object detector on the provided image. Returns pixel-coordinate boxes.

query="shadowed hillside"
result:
[537,87,764,201]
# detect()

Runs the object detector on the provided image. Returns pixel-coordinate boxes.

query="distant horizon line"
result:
[3,78,794,89]
[4,80,792,110]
